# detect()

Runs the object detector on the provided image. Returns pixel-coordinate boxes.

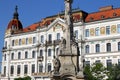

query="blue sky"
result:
[0,0,120,61]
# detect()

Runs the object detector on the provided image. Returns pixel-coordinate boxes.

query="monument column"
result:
[50,0,85,80]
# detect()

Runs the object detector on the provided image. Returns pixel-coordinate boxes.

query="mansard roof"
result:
[85,7,120,22]
[14,6,120,34]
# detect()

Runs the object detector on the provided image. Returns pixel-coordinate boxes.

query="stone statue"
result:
[61,37,66,48]
[59,37,66,54]
[53,56,61,74]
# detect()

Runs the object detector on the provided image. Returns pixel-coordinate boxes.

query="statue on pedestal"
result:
[59,37,66,54]
[53,56,61,74]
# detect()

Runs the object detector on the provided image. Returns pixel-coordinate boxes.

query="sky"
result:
[0,0,120,62]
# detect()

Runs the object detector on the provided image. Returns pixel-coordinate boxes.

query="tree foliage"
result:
[84,63,107,80]
[84,63,120,80]
[14,76,31,80]
[107,64,120,80]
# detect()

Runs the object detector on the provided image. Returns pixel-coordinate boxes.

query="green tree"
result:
[84,63,107,80]
[107,64,120,80]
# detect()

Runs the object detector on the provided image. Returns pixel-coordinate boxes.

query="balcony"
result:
[46,41,52,46]
[2,47,7,52]
[54,39,61,45]
[38,56,44,62]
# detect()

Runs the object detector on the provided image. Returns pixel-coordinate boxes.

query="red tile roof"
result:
[13,7,120,34]
[85,8,120,22]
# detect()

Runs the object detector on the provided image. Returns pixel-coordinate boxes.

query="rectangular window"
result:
[107,43,111,52]
[85,61,90,67]
[106,26,110,35]
[12,40,14,46]
[40,35,44,43]
[4,66,6,76]
[85,29,89,37]
[95,27,99,36]
[24,65,28,74]
[96,44,100,53]
[17,65,21,74]
[75,30,78,39]
[85,45,89,53]
[26,38,28,45]
[5,41,7,48]
[48,34,52,41]
[57,33,60,40]
[32,64,35,73]
[10,66,14,75]
[48,63,51,72]
[33,37,36,44]
[19,39,22,45]
[48,49,52,57]
[106,59,112,69]
[118,59,120,67]
[39,64,43,72]
[117,24,120,33]
[95,60,101,63]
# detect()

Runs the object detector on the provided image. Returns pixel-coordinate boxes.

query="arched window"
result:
[32,51,36,58]
[4,54,6,61]
[40,50,43,56]
[107,43,111,52]
[85,45,89,53]
[48,49,52,57]
[118,42,120,51]
[11,53,14,60]
[25,51,28,58]
[96,44,100,53]
[18,52,21,59]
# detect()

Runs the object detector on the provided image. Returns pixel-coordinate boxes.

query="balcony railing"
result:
[38,56,44,62]
[46,41,52,46]
[2,47,7,52]
[54,39,61,45]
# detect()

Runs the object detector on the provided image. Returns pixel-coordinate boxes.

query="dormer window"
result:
[90,17,94,21]
[113,13,117,17]
[101,15,105,19]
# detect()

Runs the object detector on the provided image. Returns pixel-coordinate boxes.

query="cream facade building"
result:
[1,5,120,80]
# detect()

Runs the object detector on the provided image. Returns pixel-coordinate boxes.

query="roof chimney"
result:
[99,6,113,11]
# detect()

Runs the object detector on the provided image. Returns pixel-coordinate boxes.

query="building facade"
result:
[1,5,120,80]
